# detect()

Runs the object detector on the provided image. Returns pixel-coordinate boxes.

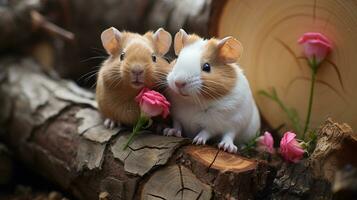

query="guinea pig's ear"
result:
[101,27,121,55]
[216,36,243,64]
[174,29,188,55]
[153,28,172,55]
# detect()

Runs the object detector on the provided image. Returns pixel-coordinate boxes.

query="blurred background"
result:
[0,0,356,199]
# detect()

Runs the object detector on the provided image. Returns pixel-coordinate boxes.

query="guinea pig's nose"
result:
[131,68,144,76]
[175,80,186,89]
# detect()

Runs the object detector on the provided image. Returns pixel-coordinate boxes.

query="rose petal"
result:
[280,132,304,163]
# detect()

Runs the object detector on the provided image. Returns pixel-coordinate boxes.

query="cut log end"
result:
[183,145,257,172]
[179,145,269,199]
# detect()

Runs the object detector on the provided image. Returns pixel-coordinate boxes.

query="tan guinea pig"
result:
[96,27,172,129]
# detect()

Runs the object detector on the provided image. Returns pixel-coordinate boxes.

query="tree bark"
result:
[0,57,271,200]
[271,119,357,200]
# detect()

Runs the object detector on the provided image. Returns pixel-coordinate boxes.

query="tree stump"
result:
[178,145,270,199]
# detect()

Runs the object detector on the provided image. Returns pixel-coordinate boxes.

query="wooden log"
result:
[0,58,270,200]
[178,145,270,199]
[310,118,357,182]
[141,165,212,200]
[271,118,357,200]
[271,160,332,200]
[217,0,357,131]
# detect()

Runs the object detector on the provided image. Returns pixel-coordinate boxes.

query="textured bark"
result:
[310,118,357,182]
[0,58,270,200]
[271,161,332,200]
[271,118,357,200]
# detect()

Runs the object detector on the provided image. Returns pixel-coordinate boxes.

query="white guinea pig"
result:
[163,29,260,153]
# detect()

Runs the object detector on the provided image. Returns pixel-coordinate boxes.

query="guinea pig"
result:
[96,27,172,129]
[163,29,260,153]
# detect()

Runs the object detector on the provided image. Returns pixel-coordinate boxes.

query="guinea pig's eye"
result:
[202,63,211,73]
[120,52,125,61]
[152,55,157,63]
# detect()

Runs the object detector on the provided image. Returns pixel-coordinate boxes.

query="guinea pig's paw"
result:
[163,128,182,137]
[104,119,118,129]
[218,139,238,154]
[193,130,210,145]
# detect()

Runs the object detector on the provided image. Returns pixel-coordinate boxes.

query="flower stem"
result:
[123,114,149,150]
[303,58,318,139]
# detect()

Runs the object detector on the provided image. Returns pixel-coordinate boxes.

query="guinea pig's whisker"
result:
[84,69,102,82]
[192,93,205,110]
[203,87,221,99]
[153,71,169,79]
[113,80,122,88]
[201,84,222,96]
[153,70,167,75]
[155,82,167,89]
[77,69,99,83]
[202,79,226,88]
[200,86,220,103]
[91,47,107,54]
[105,72,122,89]
[80,56,107,63]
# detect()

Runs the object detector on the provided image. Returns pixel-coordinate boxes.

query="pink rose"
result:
[280,132,304,163]
[298,32,332,65]
[135,88,170,118]
[257,131,275,154]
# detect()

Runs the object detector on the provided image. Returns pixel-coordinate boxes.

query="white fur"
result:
[166,40,260,151]
[167,40,206,95]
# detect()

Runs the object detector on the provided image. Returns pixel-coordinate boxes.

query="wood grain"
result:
[218,0,357,131]
[141,165,212,200]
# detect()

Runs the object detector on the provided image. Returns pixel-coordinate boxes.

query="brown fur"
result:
[185,34,202,46]
[174,32,201,55]
[96,31,170,126]
[200,39,238,100]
